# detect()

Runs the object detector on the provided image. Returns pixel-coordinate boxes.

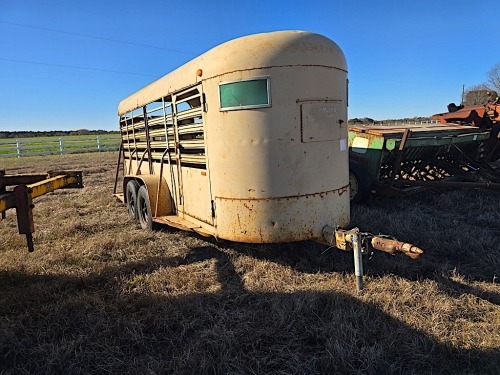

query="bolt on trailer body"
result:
[114,31,422,289]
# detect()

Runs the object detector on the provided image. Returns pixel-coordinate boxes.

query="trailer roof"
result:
[118,30,347,115]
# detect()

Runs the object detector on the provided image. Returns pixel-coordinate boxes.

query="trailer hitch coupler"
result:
[370,236,423,260]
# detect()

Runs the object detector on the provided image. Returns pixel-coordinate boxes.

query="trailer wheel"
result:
[349,162,371,203]
[125,180,140,221]
[137,185,154,230]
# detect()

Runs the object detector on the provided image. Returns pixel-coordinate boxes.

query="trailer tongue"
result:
[320,226,424,291]
[0,170,83,252]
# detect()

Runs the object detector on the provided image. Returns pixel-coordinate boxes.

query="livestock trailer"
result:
[115,30,351,244]
[114,31,423,291]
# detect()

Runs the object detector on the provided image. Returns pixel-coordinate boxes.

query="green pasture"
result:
[0,134,121,157]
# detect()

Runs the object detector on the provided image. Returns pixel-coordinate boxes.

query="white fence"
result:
[0,135,121,158]
[372,120,441,125]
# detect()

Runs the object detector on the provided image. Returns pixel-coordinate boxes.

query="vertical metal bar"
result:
[26,233,34,253]
[135,150,148,175]
[131,111,138,167]
[390,128,411,186]
[124,115,132,172]
[162,96,177,211]
[59,138,64,155]
[16,140,21,158]
[0,169,5,219]
[172,94,183,205]
[128,149,136,175]
[14,185,35,252]
[198,85,214,224]
[143,106,154,175]
[352,230,363,291]
[113,142,123,195]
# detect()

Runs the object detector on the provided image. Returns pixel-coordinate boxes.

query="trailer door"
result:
[172,85,213,224]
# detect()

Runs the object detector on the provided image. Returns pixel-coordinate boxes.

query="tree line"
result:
[0,129,119,139]
[348,116,432,125]
[463,63,500,106]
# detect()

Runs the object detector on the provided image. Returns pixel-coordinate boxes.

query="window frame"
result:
[218,76,271,111]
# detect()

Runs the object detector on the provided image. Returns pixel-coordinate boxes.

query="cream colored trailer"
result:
[117,30,350,243]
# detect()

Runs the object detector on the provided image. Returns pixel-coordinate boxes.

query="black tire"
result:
[349,161,371,203]
[137,185,154,230]
[125,180,140,221]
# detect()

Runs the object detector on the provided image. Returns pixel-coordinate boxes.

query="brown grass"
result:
[0,152,499,374]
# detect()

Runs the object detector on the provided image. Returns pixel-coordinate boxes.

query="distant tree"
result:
[463,84,491,106]
[349,117,374,124]
[348,118,363,124]
[76,129,91,135]
[487,63,500,93]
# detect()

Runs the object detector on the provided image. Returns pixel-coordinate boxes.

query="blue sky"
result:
[1,0,499,131]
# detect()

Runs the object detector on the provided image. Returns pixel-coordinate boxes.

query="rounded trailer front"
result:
[118,31,351,244]
[200,31,351,243]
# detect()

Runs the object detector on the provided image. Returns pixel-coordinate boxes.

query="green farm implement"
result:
[348,123,500,202]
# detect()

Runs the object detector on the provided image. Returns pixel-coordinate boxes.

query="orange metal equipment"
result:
[432,95,500,162]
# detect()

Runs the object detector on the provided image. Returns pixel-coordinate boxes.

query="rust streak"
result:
[217,185,349,202]
[371,237,424,260]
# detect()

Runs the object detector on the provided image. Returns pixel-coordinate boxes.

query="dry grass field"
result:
[1,152,499,374]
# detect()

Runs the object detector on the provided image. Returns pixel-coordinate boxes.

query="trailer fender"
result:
[123,175,173,217]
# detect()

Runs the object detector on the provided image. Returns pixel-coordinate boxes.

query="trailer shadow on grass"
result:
[347,188,500,306]
[214,235,500,307]
[363,251,500,306]
[1,245,499,374]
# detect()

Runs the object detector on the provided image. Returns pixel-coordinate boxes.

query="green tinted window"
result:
[219,78,270,110]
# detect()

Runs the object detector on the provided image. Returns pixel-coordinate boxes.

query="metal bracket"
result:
[321,225,424,291]
[0,170,84,252]
[14,185,35,252]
